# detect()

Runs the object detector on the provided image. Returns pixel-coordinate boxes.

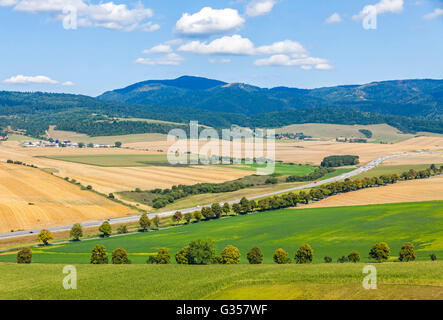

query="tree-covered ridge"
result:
[99,77,443,121]
[0,88,443,138]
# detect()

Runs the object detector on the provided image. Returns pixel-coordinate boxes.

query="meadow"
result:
[0,262,441,300]
[1,201,441,264]
[218,162,317,176]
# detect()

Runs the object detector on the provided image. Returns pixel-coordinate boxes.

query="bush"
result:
[399,242,416,262]
[220,245,241,264]
[324,256,332,263]
[146,256,158,264]
[294,243,314,264]
[99,221,112,237]
[187,239,217,265]
[17,248,32,264]
[247,246,264,264]
[430,254,437,261]
[139,213,151,232]
[156,248,171,264]
[337,256,348,263]
[348,251,361,263]
[37,229,54,245]
[184,213,193,224]
[90,244,108,264]
[117,224,128,234]
[369,242,391,262]
[112,248,130,264]
[193,211,202,222]
[273,248,291,264]
[70,223,83,241]
[175,246,191,264]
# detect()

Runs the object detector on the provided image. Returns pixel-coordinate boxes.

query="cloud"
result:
[175,7,244,36]
[254,54,333,70]
[209,58,232,64]
[423,8,443,20]
[255,40,307,57]
[3,75,59,84]
[246,0,276,17]
[135,53,184,66]
[325,13,342,24]
[178,35,255,55]
[353,0,404,20]
[143,44,173,54]
[62,81,75,86]
[1,0,157,31]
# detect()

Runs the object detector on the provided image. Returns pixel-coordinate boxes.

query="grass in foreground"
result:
[0,262,441,300]
[1,201,441,264]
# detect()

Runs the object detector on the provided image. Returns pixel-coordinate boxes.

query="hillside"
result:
[99,76,443,120]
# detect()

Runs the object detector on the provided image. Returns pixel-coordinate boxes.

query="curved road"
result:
[1,151,441,240]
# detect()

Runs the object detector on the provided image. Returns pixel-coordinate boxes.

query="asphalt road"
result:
[0,151,441,240]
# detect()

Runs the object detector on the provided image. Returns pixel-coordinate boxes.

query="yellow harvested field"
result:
[299,175,443,209]
[124,136,443,165]
[0,142,250,194]
[0,163,133,233]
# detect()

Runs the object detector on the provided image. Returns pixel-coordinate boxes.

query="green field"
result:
[354,164,443,179]
[46,154,173,167]
[219,162,317,176]
[1,262,441,300]
[2,201,441,264]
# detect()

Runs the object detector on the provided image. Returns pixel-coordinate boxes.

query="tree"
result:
[78,142,85,148]
[184,212,192,224]
[156,248,171,264]
[369,242,391,263]
[112,248,130,264]
[90,244,108,264]
[430,254,437,261]
[399,242,416,262]
[324,256,332,263]
[294,243,314,264]
[220,245,241,264]
[211,203,223,219]
[87,143,94,148]
[117,225,128,234]
[115,141,122,148]
[139,213,151,232]
[232,203,241,215]
[108,193,115,199]
[222,203,231,215]
[70,223,83,241]
[273,248,291,264]
[247,246,263,264]
[37,229,53,245]
[17,247,32,264]
[153,215,160,229]
[99,221,112,237]
[348,251,361,263]
[201,207,214,220]
[193,211,202,222]
[175,246,191,264]
[172,211,183,224]
[187,239,217,265]
[239,197,251,214]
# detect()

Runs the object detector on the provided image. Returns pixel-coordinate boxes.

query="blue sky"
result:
[0,0,442,96]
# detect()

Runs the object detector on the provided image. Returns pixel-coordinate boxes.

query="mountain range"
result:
[99,76,443,121]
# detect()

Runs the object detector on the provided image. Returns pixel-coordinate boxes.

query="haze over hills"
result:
[99,76,443,121]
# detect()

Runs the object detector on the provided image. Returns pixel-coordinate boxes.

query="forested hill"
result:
[99,76,443,121]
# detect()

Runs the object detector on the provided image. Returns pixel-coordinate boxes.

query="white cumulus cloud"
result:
[178,35,255,55]
[1,0,157,31]
[325,13,342,24]
[3,75,59,84]
[62,81,75,86]
[353,0,404,20]
[423,8,443,20]
[143,44,173,54]
[135,53,184,66]
[175,7,245,36]
[254,55,333,70]
[246,0,276,17]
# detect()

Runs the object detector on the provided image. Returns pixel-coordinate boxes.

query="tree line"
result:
[321,155,360,168]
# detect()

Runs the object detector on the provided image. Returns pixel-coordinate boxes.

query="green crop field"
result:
[219,162,317,176]
[1,201,441,265]
[46,154,174,167]
[0,262,441,300]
